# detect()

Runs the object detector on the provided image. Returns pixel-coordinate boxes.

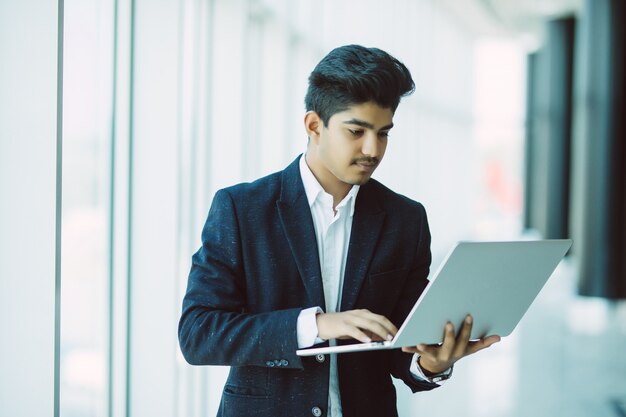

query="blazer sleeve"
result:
[178,189,304,369]
[387,203,440,392]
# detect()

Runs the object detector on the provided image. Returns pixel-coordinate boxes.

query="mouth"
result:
[353,158,379,172]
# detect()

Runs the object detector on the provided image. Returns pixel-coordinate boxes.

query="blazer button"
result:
[266,361,275,367]
[315,354,325,363]
[311,406,322,417]
[279,359,289,367]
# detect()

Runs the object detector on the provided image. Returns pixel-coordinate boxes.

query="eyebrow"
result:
[342,118,394,131]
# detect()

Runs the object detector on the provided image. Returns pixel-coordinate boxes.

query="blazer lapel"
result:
[341,184,386,311]
[276,156,325,308]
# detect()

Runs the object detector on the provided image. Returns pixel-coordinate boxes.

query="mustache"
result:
[352,157,380,165]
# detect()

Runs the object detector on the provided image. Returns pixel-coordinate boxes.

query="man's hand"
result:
[316,309,398,343]
[401,315,501,375]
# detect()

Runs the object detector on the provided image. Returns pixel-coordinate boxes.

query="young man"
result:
[178,44,500,417]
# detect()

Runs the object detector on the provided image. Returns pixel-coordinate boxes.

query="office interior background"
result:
[1,0,625,416]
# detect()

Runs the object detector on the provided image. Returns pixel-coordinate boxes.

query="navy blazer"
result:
[179,155,438,417]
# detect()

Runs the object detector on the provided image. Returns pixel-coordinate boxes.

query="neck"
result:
[304,153,351,208]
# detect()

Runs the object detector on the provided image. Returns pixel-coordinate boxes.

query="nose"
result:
[361,133,381,158]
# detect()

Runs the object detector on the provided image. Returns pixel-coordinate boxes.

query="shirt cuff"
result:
[409,353,453,385]
[296,306,324,349]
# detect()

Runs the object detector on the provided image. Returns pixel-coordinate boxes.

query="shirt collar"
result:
[299,153,360,216]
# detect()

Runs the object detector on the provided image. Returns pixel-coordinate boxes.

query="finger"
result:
[337,319,375,343]
[356,310,398,336]
[347,310,397,341]
[363,329,389,342]
[344,327,375,343]
[401,343,427,354]
[466,335,501,355]
[452,315,473,358]
[317,311,398,342]
[317,312,374,341]
[438,322,456,359]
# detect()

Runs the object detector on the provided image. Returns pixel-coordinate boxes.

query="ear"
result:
[304,111,322,143]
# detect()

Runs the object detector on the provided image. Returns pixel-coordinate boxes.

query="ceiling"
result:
[438,0,582,50]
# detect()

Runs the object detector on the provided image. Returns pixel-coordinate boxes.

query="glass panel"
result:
[60,0,114,415]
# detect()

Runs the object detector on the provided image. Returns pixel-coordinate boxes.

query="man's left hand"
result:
[401,314,501,375]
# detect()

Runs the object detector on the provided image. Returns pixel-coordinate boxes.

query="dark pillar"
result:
[570,0,626,298]
[524,17,576,239]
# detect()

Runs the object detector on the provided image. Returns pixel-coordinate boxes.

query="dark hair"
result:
[304,44,415,126]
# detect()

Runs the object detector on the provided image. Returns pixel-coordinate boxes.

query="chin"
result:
[350,176,372,186]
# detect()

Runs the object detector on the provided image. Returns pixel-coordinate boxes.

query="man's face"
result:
[306,101,393,194]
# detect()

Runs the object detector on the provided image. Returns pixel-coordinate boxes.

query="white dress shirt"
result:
[295,154,447,417]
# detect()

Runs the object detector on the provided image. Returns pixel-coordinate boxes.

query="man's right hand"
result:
[316,309,398,343]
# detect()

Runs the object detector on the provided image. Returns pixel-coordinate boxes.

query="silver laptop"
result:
[296,239,572,356]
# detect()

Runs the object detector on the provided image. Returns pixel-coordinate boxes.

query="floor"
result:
[394,257,626,417]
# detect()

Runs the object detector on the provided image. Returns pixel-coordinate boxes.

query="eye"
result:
[348,129,364,137]
[378,131,390,138]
